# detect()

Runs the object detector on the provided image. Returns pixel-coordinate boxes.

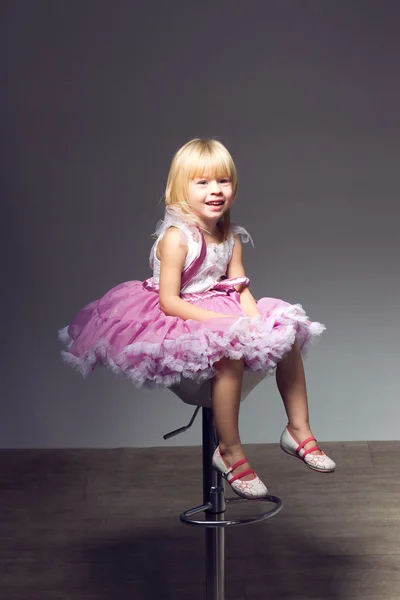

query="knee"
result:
[292,339,301,354]
[214,356,244,375]
[281,338,301,363]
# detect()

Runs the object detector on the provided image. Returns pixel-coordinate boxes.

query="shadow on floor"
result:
[81,515,352,600]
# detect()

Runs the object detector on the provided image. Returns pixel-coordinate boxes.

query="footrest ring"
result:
[180,495,283,527]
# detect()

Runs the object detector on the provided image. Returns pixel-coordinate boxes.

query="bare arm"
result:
[227,235,261,317]
[158,228,236,322]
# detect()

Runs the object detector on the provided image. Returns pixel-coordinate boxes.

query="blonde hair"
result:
[165,138,238,240]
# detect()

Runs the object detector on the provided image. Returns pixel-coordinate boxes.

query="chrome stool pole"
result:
[203,407,225,600]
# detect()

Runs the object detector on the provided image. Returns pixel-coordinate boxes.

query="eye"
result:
[219,177,231,185]
[197,179,208,185]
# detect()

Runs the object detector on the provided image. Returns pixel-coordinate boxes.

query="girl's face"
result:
[187,175,234,225]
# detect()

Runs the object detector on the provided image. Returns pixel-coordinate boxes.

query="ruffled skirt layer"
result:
[59,281,325,387]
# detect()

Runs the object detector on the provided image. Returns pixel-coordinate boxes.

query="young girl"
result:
[59,138,335,499]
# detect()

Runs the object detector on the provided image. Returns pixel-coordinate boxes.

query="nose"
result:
[210,180,222,194]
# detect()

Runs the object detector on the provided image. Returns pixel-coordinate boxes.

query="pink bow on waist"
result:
[143,276,250,297]
[212,277,249,292]
[181,277,250,301]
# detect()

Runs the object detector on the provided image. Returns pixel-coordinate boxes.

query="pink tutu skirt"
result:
[59,279,325,388]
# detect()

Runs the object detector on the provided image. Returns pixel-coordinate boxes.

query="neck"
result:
[196,217,220,236]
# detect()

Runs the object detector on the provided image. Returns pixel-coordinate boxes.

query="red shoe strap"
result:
[229,458,248,473]
[296,436,316,454]
[302,446,322,458]
[229,469,256,483]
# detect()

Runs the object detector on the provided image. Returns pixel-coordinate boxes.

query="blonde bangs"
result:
[186,143,237,189]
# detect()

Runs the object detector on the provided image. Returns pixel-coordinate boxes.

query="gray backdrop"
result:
[2,1,399,448]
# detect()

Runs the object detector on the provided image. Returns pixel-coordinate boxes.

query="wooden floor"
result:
[1,441,399,600]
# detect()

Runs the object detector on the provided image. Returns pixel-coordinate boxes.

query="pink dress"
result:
[59,211,325,387]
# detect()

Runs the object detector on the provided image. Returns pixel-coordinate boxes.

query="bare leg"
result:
[212,357,255,480]
[276,339,323,455]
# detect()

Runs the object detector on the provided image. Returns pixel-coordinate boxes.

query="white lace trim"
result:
[59,304,325,388]
[231,224,254,246]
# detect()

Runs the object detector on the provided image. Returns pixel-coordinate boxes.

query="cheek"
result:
[187,188,199,204]
[192,190,205,203]
[187,191,203,208]
[226,189,234,202]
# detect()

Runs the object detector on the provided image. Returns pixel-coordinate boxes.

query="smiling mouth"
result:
[206,200,225,206]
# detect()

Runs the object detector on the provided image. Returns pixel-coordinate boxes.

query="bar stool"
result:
[164,371,283,600]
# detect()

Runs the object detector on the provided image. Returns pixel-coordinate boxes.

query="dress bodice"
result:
[149,208,252,294]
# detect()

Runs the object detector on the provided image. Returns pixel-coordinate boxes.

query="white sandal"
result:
[212,447,268,499]
[280,426,336,473]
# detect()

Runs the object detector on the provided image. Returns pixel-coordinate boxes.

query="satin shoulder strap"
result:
[180,227,207,288]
